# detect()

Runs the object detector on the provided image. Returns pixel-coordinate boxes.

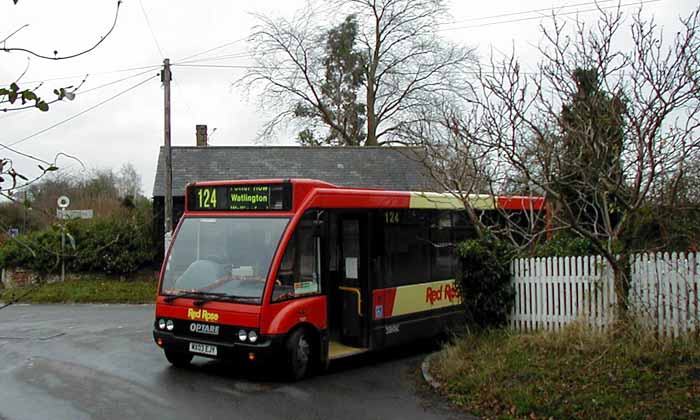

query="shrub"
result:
[530,233,597,257]
[0,209,155,276]
[456,236,515,329]
[0,227,62,273]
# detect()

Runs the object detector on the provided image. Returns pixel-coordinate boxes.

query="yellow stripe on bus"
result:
[409,192,496,210]
[391,279,462,317]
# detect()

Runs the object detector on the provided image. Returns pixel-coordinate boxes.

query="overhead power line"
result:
[175,51,258,65]
[5,74,157,149]
[443,0,617,26]
[138,0,166,59]
[177,37,248,63]
[0,68,159,122]
[77,68,159,95]
[438,0,661,32]
[2,39,248,88]
[0,140,52,165]
[134,2,198,120]
[1,64,161,86]
[171,63,292,70]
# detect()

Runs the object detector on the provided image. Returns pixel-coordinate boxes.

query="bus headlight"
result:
[238,329,248,342]
[166,320,174,331]
[248,330,258,343]
[158,319,166,330]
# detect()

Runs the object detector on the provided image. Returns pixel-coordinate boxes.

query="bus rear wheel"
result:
[164,349,193,367]
[286,328,313,380]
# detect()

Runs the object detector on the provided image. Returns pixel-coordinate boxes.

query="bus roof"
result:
[184,179,545,213]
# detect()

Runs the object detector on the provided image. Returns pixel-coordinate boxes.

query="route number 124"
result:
[384,211,400,224]
[197,188,217,209]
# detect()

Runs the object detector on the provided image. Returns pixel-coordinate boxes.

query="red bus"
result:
[153,179,544,379]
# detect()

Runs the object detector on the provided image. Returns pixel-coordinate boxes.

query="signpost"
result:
[57,196,69,283]
[55,196,88,282]
[56,209,94,220]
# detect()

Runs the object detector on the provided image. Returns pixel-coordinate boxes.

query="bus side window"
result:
[383,210,431,287]
[431,212,454,281]
[272,213,321,302]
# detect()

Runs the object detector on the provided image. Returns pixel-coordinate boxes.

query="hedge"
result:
[0,212,155,276]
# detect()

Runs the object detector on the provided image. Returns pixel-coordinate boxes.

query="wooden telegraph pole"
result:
[162,58,173,235]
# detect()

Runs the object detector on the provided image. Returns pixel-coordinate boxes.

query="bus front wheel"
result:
[164,349,193,367]
[286,328,313,380]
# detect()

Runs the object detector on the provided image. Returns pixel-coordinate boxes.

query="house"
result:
[152,144,439,258]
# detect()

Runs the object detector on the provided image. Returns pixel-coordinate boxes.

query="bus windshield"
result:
[161,217,289,304]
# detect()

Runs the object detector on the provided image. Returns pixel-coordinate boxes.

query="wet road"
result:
[0,304,465,420]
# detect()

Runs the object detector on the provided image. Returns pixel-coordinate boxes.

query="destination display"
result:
[187,183,292,211]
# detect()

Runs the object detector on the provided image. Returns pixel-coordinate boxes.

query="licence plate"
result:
[189,342,218,356]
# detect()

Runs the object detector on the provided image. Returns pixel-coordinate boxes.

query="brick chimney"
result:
[196,124,208,147]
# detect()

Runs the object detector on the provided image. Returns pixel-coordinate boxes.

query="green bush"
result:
[456,237,515,329]
[530,233,597,257]
[0,210,155,275]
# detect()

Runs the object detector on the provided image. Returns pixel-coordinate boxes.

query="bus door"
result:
[337,215,369,349]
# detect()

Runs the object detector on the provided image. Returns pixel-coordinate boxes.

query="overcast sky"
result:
[1,0,696,198]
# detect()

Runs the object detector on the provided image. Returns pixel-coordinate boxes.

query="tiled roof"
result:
[153,146,439,196]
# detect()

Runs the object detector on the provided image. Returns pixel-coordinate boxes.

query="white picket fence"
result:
[510,253,700,337]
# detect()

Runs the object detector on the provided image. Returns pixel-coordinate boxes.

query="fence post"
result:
[527,258,534,332]
[511,259,516,330]
[547,257,554,331]
[630,254,640,319]
[690,253,697,335]
[594,255,601,329]
[679,252,688,336]
[584,256,591,328]
[652,253,662,336]
[562,256,569,324]
[558,256,565,329]
[600,257,606,328]
[639,253,649,327]
[661,252,670,338]
[538,257,545,330]
[670,252,679,338]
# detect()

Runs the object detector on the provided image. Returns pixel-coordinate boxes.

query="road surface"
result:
[0,304,468,420]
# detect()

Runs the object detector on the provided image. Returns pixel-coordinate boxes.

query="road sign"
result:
[57,196,70,209]
[57,209,94,220]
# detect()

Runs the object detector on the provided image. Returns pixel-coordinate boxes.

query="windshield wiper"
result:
[163,291,257,306]
[192,293,257,307]
[163,291,217,304]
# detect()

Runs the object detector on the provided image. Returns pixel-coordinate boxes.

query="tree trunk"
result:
[612,255,631,318]
[365,77,378,146]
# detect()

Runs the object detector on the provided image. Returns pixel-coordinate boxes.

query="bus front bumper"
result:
[153,329,285,362]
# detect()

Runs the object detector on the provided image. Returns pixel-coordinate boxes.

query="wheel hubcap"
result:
[297,336,310,364]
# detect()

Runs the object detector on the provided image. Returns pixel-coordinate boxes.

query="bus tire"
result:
[286,328,313,380]
[164,349,193,367]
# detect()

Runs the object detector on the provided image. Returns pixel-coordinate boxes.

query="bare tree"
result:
[396,100,501,239]
[419,5,700,312]
[116,163,143,199]
[1,0,122,198]
[238,0,475,146]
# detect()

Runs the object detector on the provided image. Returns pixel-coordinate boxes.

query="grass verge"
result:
[0,272,157,304]
[431,322,700,419]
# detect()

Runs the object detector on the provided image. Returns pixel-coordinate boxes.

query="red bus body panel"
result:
[155,296,260,328]
[307,189,412,209]
[260,296,327,335]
